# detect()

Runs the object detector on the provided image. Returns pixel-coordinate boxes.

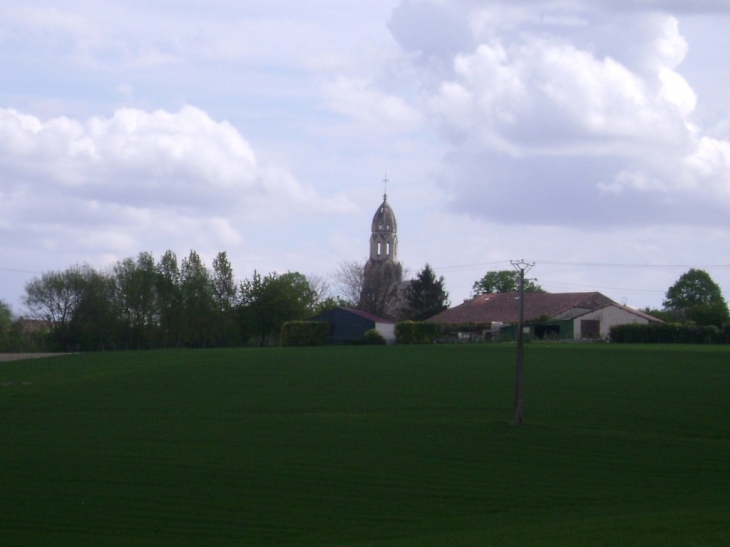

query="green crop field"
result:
[1,344,729,546]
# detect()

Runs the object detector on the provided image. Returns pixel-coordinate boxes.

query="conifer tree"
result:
[401,264,449,321]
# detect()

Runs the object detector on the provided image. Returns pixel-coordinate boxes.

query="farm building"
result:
[427,292,662,340]
[16,318,53,333]
[307,307,396,344]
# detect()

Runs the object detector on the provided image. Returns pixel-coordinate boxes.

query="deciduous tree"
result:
[334,260,366,307]
[472,270,543,296]
[23,264,112,350]
[113,252,158,348]
[180,250,215,347]
[156,250,183,347]
[70,267,118,351]
[663,269,729,326]
[23,267,87,327]
[0,300,13,351]
[211,251,239,345]
[239,271,318,346]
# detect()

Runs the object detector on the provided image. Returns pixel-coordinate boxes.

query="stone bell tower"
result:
[359,186,403,318]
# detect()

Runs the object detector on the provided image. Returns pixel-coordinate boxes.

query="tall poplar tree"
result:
[180,250,214,347]
[211,251,239,345]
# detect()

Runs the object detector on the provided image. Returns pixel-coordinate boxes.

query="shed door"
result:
[581,319,601,339]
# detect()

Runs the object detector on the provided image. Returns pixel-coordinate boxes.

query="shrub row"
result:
[395,321,440,344]
[609,323,730,344]
[280,321,331,347]
[282,320,486,347]
[362,329,386,345]
[435,322,492,335]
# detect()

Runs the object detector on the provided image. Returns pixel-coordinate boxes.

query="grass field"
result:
[1,344,729,546]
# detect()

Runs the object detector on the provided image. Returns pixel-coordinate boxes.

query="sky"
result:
[2,0,730,314]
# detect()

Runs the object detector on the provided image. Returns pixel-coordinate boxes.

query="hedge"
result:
[434,322,491,335]
[362,329,386,345]
[609,323,730,344]
[280,321,331,347]
[395,321,440,344]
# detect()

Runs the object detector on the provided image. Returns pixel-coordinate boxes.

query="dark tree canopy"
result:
[239,271,319,346]
[0,300,12,349]
[0,299,37,352]
[211,251,239,345]
[472,270,543,296]
[663,269,729,326]
[23,266,89,327]
[18,250,327,351]
[401,264,449,321]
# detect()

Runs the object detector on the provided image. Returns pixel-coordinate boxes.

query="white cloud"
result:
[2,0,730,312]
[2,2,398,76]
[380,1,730,225]
[647,15,687,70]
[10,6,95,40]
[426,26,694,156]
[0,105,354,214]
[324,77,423,133]
[0,105,356,293]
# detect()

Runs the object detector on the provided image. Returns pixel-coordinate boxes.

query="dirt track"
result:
[0,353,73,362]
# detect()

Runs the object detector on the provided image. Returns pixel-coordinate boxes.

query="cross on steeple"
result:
[383,174,389,201]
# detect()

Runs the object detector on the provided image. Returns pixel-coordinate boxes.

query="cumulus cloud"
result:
[385,0,730,225]
[0,105,349,210]
[427,32,694,155]
[324,76,423,133]
[0,105,354,265]
[456,0,730,15]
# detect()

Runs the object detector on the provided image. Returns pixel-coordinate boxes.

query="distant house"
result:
[17,318,53,333]
[427,292,662,340]
[307,307,396,344]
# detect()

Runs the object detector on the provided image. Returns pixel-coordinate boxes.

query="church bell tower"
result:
[360,183,403,317]
[369,192,398,264]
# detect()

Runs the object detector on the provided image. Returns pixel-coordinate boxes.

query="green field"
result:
[1,344,729,546]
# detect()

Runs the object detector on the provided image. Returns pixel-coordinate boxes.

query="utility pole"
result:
[511,259,534,426]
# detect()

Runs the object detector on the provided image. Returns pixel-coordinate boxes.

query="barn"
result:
[307,307,396,344]
[427,292,662,341]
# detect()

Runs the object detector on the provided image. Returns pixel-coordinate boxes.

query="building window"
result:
[377,242,381,255]
[581,320,601,339]
[386,242,390,255]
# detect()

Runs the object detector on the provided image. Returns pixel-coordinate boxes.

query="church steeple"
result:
[369,193,398,262]
[360,181,403,318]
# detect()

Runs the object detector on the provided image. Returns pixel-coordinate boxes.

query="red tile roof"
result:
[598,303,663,323]
[426,292,615,324]
[17,318,53,332]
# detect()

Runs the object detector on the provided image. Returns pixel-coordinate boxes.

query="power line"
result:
[536,260,730,269]
[434,261,511,272]
[539,279,665,294]
[6,258,727,278]
[0,267,43,275]
[432,260,730,274]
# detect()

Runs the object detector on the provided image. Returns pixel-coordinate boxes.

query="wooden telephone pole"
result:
[511,260,534,426]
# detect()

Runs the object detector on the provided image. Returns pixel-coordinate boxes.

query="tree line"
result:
[2,251,451,352]
[2,258,726,353]
[6,250,343,351]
